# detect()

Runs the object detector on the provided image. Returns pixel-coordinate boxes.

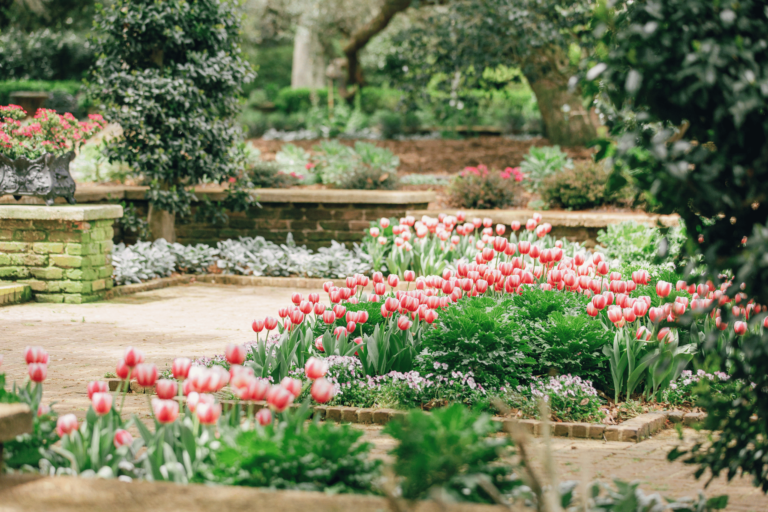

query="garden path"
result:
[1,284,767,511]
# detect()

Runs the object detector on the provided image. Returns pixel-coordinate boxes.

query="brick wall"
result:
[0,218,116,303]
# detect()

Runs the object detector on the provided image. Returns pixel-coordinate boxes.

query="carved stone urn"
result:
[0,152,77,205]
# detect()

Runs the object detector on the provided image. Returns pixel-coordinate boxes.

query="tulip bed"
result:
[175,213,752,424]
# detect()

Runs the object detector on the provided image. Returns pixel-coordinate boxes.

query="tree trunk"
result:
[526,68,601,147]
[291,25,326,89]
[342,0,411,96]
[148,205,176,243]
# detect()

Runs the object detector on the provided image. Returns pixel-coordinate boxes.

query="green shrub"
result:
[520,145,572,192]
[540,160,628,210]
[199,410,380,493]
[597,221,687,265]
[384,404,521,503]
[273,87,329,114]
[312,141,399,190]
[239,109,269,138]
[418,296,533,389]
[0,29,94,81]
[247,160,300,188]
[447,165,524,209]
[358,87,402,114]
[372,109,404,139]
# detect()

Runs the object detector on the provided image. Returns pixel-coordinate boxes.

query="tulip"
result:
[56,413,78,437]
[172,357,192,380]
[266,385,294,412]
[24,346,49,365]
[404,270,415,282]
[518,241,531,254]
[291,293,303,305]
[113,429,133,448]
[607,306,624,324]
[632,300,648,317]
[289,309,305,325]
[116,359,130,380]
[305,357,328,380]
[525,219,537,230]
[281,377,302,398]
[91,392,113,416]
[764,317,768,329]
[196,402,222,425]
[387,274,399,288]
[299,300,312,315]
[734,321,747,335]
[153,399,179,423]
[37,404,50,417]
[656,281,671,298]
[495,224,506,236]
[225,343,247,365]
[333,304,347,320]
[380,217,390,228]
[123,347,144,367]
[346,320,357,333]
[636,326,652,341]
[623,308,637,323]
[657,327,671,341]
[311,378,335,404]
[87,381,108,400]
[586,303,599,317]
[264,316,278,330]
[256,408,272,426]
[155,379,178,400]
[252,319,265,332]
[134,363,158,388]
[397,316,412,330]
[528,245,541,260]
[28,363,47,383]
[648,307,664,323]
[356,311,369,324]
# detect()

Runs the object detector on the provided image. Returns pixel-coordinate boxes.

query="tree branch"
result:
[342,0,412,95]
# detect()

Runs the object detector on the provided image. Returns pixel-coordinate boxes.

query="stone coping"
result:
[0,403,33,443]
[0,474,508,512]
[2,186,435,206]
[407,208,680,228]
[0,284,31,307]
[0,204,123,221]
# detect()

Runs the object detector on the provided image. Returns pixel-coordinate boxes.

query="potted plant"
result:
[0,105,106,205]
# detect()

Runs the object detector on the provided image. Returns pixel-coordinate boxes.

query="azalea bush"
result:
[0,105,106,160]
[448,164,525,209]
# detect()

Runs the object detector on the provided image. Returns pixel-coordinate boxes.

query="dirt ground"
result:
[1,283,766,510]
[249,136,595,175]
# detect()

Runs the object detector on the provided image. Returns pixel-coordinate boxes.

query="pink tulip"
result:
[116,359,130,380]
[56,413,78,437]
[37,404,50,417]
[225,344,247,365]
[256,408,272,426]
[278,307,290,318]
[388,274,399,288]
[152,399,180,424]
[311,378,335,404]
[266,385,294,412]
[424,309,438,324]
[291,292,303,305]
[91,392,113,416]
[320,310,335,325]
[134,363,158,388]
[264,316,278,330]
[404,270,416,282]
[632,300,648,317]
[656,281,671,298]
[657,327,671,341]
[252,319,265,332]
[289,309,305,325]
[172,357,192,379]
[380,217,390,228]
[333,304,346,320]
[526,219,537,230]
[243,378,270,401]
[114,429,133,448]
[648,307,664,323]
[155,379,178,399]
[397,316,412,330]
[87,381,108,400]
[24,346,49,365]
[280,377,302,398]
[304,357,328,380]
[315,335,325,352]
[196,402,222,425]
[28,363,47,383]
[586,303,598,317]
[123,346,144,367]
[734,321,747,335]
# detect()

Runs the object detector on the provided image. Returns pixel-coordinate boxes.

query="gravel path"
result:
[1,283,766,510]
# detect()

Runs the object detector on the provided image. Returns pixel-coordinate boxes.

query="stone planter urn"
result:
[0,152,77,205]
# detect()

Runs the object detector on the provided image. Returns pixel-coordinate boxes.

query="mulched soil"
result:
[248,136,595,175]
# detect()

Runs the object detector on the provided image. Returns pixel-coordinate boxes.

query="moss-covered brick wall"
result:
[0,205,123,303]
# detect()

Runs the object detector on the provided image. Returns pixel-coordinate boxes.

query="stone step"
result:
[0,283,31,306]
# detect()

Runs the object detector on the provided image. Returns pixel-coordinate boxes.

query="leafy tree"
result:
[585,0,768,491]
[89,0,255,241]
[387,0,602,145]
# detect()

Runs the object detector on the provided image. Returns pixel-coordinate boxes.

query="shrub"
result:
[0,29,94,81]
[90,0,255,239]
[373,109,403,139]
[247,160,300,188]
[200,412,380,493]
[520,145,572,192]
[418,295,533,389]
[448,165,524,209]
[384,404,521,503]
[540,160,631,210]
[597,221,687,265]
[0,80,82,107]
[273,87,329,114]
[312,141,399,190]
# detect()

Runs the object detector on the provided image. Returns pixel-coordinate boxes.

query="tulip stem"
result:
[118,368,133,417]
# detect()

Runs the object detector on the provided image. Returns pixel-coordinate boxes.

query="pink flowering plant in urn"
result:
[0,105,106,204]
